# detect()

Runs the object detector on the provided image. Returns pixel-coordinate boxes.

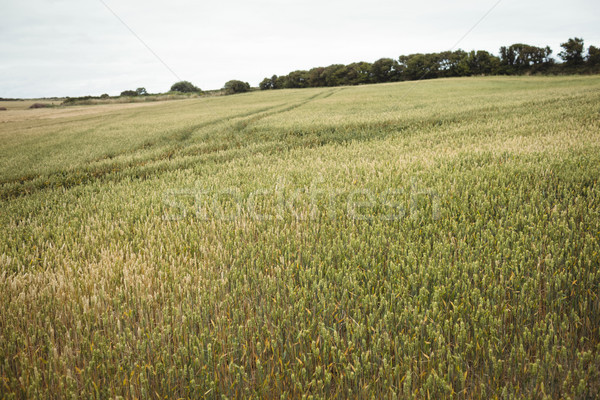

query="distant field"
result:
[0,99,63,111]
[1,76,599,398]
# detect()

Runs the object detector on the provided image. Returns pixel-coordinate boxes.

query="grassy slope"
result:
[1,76,599,398]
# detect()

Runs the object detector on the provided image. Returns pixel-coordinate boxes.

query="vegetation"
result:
[0,99,62,110]
[28,102,53,109]
[224,80,251,94]
[558,38,585,66]
[63,95,104,105]
[588,46,600,66]
[170,80,201,93]
[260,38,599,89]
[60,92,201,107]
[120,90,137,97]
[120,88,148,97]
[1,76,599,398]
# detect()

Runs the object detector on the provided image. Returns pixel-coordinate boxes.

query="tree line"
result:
[118,79,250,97]
[259,38,600,90]
[62,37,598,104]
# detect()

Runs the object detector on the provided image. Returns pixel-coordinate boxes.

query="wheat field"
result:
[1,76,599,399]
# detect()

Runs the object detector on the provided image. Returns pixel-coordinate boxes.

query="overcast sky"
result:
[1,0,598,98]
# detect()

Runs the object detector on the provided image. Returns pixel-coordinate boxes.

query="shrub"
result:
[120,90,138,97]
[29,103,51,109]
[170,81,201,93]
[224,80,251,94]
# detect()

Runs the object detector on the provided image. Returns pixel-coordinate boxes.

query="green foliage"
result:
[588,45,600,66]
[120,89,138,97]
[283,70,309,88]
[371,58,400,82]
[224,80,251,94]
[321,64,349,86]
[1,76,600,398]
[499,43,553,74]
[259,75,283,90]
[559,38,585,65]
[170,80,201,93]
[345,62,373,85]
[465,50,500,75]
[259,77,274,90]
[260,37,594,90]
[400,53,441,80]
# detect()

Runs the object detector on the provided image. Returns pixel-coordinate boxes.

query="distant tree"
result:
[259,75,285,90]
[170,81,200,93]
[259,77,273,90]
[588,45,600,66]
[499,44,553,73]
[136,87,147,96]
[322,64,348,86]
[224,80,251,94]
[437,50,469,77]
[466,50,501,75]
[283,70,309,88]
[345,62,373,85]
[371,58,400,83]
[400,53,440,80]
[558,38,585,65]
[100,93,110,99]
[308,67,326,87]
[120,90,138,97]
[273,75,285,89]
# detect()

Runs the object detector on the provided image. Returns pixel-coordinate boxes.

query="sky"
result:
[1,0,599,98]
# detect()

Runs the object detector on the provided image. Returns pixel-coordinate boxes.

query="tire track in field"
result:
[90,102,295,162]
[0,110,462,201]
[0,104,288,189]
[91,88,338,162]
[0,89,338,200]
[230,88,341,132]
[150,88,337,158]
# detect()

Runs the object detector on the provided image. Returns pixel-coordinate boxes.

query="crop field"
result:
[1,76,599,398]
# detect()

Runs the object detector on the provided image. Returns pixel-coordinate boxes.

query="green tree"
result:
[438,50,469,77]
[500,44,553,73]
[307,67,326,87]
[588,45,600,66]
[170,81,200,93]
[558,38,584,65]
[322,64,348,86]
[371,58,400,83]
[224,80,251,94]
[345,62,373,85]
[259,78,272,90]
[259,75,282,90]
[466,50,501,75]
[400,54,440,80]
[120,90,138,97]
[136,87,147,96]
[283,71,309,88]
